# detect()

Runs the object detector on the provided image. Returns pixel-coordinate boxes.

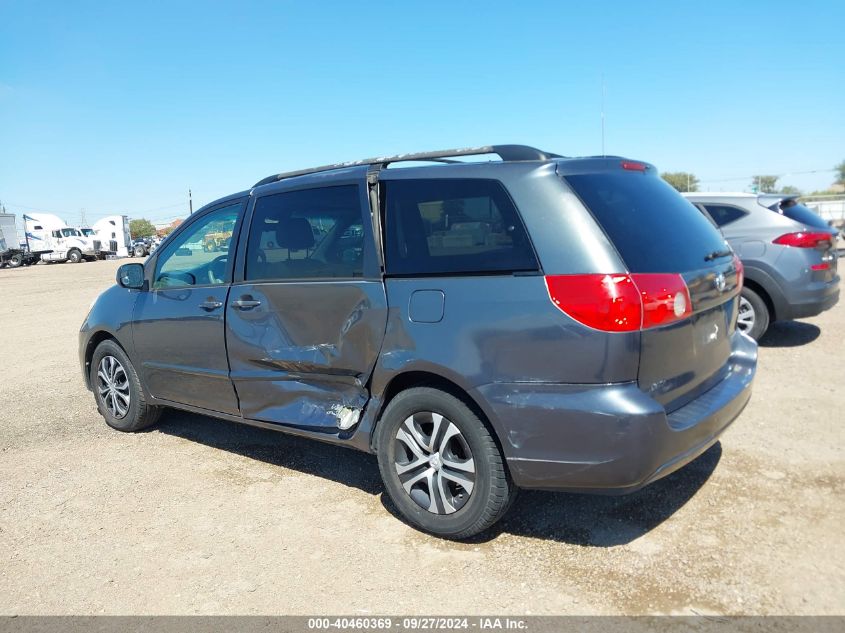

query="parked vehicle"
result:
[683,193,839,339]
[0,213,51,268]
[131,237,154,257]
[80,145,757,538]
[23,213,112,262]
[86,215,133,258]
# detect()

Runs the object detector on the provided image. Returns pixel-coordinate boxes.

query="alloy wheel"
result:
[737,296,755,333]
[97,355,130,419]
[394,412,476,515]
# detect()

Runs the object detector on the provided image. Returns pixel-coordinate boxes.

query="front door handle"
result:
[199,300,223,311]
[232,298,261,310]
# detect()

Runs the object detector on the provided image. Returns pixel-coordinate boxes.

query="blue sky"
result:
[1,0,843,226]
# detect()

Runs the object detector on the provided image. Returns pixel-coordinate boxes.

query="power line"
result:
[3,200,188,221]
[699,168,836,184]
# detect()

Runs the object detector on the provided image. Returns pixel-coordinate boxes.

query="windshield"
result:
[776,203,831,230]
[80,228,95,236]
[565,172,730,273]
[61,228,81,237]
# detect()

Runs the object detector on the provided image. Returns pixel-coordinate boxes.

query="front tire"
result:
[67,249,82,264]
[375,387,515,539]
[90,339,161,432]
[737,287,769,340]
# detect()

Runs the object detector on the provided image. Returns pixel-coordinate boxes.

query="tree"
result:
[661,172,699,192]
[751,175,778,193]
[129,218,156,239]
[835,160,845,185]
[779,185,802,195]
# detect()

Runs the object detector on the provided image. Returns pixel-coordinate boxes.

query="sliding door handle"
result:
[232,298,261,310]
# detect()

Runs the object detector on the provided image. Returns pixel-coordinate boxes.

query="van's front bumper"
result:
[473,332,757,493]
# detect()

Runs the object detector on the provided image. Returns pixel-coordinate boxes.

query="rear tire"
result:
[375,387,515,539]
[738,287,769,340]
[133,245,146,257]
[7,253,23,268]
[90,339,161,432]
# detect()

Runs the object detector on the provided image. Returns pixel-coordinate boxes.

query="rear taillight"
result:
[545,273,691,332]
[621,161,648,172]
[733,254,744,290]
[773,231,833,248]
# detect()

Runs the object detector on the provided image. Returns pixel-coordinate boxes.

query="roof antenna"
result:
[601,73,606,157]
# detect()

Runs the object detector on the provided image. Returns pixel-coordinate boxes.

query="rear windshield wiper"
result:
[704,249,733,262]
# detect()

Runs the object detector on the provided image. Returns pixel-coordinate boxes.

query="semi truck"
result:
[24,213,113,262]
[82,215,132,258]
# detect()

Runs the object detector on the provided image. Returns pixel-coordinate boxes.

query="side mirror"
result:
[117,263,145,289]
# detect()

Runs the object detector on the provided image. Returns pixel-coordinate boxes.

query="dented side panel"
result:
[226,281,388,430]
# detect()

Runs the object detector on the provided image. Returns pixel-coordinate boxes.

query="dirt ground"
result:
[0,259,842,615]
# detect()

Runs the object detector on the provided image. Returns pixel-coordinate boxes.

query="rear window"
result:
[382,179,538,276]
[565,172,729,273]
[777,203,831,230]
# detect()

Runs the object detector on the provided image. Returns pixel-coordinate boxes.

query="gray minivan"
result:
[80,145,757,538]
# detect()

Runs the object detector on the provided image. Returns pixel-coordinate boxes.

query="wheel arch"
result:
[742,277,776,322]
[368,370,507,461]
[83,330,128,389]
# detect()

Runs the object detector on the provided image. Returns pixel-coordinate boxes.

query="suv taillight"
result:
[545,273,692,332]
[773,231,833,248]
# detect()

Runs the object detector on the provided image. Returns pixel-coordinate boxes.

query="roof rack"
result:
[253,144,562,187]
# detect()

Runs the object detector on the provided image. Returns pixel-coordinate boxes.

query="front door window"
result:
[154,205,239,289]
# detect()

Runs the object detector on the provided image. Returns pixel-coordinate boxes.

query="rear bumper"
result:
[474,332,757,492]
[778,280,839,320]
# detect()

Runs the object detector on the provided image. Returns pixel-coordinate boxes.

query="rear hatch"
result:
[767,201,839,283]
[564,164,742,411]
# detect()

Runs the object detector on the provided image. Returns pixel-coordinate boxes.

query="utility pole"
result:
[189,189,193,215]
[80,208,87,227]
[601,74,606,157]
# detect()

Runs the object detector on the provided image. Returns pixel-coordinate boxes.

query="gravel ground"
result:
[0,259,842,615]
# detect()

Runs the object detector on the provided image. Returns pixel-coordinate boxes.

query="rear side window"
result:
[246,185,364,281]
[777,203,831,230]
[565,173,729,273]
[382,179,538,276]
[701,204,748,227]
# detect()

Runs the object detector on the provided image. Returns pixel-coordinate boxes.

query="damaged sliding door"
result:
[226,176,387,432]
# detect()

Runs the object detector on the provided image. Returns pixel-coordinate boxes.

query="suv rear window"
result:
[382,179,538,276]
[565,172,729,273]
[777,203,831,230]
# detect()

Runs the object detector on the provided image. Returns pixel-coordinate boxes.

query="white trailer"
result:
[0,213,50,268]
[24,213,102,263]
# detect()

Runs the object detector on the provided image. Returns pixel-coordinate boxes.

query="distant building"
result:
[154,218,183,237]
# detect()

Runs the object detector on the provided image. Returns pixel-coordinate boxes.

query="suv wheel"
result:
[91,339,161,432]
[375,387,515,539]
[737,287,769,340]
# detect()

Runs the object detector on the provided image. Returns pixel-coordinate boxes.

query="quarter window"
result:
[702,204,748,227]
[245,185,365,281]
[153,203,240,289]
[382,179,538,276]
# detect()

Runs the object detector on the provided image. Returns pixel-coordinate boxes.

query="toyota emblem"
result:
[714,272,726,292]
